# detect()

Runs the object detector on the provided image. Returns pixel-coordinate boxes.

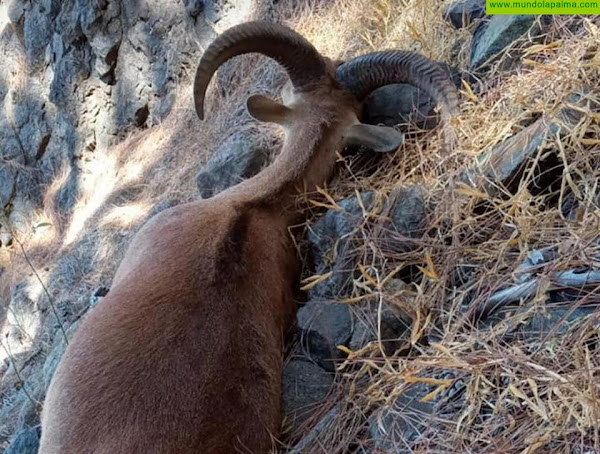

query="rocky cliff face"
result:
[0,0,223,245]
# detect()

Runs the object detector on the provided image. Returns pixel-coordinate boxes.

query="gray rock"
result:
[368,383,435,451]
[349,301,410,354]
[309,192,375,253]
[297,303,352,371]
[473,244,600,324]
[43,320,81,389]
[53,0,82,41]
[6,0,25,24]
[0,229,13,247]
[288,406,339,454]
[0,167,17,209]
[82,0,122,84]
[204,0,235,23]
[297,194,370,370]
[110,28,153,128]
[520,304,598,339]
[195,131,271,198]
[7,198,33,238]
[308,188,426,298]
[0,0,205,243]
[388,186,427,240]
[362,64,464,132]
[0,347,44,452]
[463,92,596,199]
[298,188,426,369]
[560,91,600,124]
[482,291,600,340]
[47,38,94,107]
[308,192,375,298]
[0,118,24,159]
[462,117,558,195]
[7,90,51,163]
[309,188,426,259]
[363,84,438,130]
[470,15,537,69]
[15,382,43,433]
[183,0,205,18]
[23,2,57,63]
[282,358,334,432]
[444,0,486,29]
[5,426,41,454]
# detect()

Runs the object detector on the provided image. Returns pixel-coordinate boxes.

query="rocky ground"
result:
[1,0,599,453]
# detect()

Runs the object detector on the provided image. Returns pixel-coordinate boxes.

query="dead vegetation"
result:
[1,0,599,452]
[284,3,600,453]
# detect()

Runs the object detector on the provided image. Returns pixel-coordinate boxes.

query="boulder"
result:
[349,298,411,354]
[0,167,16,209]
[388,186,427,241]
[183,0,205,19]
[444,0,486,29]
[0,0,209,247]
[520,303,599,339]
[461,117,558,195]
[470,15,537,69]
[5,426,41,454]
[6,0,25,24]
[195,131,271,198]
[282,357,334,433]
[288,406,339,454]
[363,84,438,130]
[297,303,353,371]
[308,188,426,298]
[307,192,375,298]
[368,383,435,452]
[362,65,462,131]
[299,188,427,369]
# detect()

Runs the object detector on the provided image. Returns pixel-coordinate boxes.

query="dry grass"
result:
[1,0,599,452]
[281,6,600,454]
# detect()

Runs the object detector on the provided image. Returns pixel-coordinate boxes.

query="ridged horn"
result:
[335,50,460,124]
[194,21,328,120]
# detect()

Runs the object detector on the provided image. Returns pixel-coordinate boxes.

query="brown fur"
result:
[39,65,366,453]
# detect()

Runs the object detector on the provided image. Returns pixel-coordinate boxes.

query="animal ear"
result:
[246,94,291,125]
[343,123,404,153]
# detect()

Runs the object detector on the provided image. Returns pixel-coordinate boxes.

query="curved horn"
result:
[335,51,460,125]
[194,21,328,120]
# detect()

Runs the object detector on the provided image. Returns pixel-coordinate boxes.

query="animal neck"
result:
[224,119,341,220]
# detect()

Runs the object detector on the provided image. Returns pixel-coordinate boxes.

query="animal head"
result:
[193,22,459,156]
